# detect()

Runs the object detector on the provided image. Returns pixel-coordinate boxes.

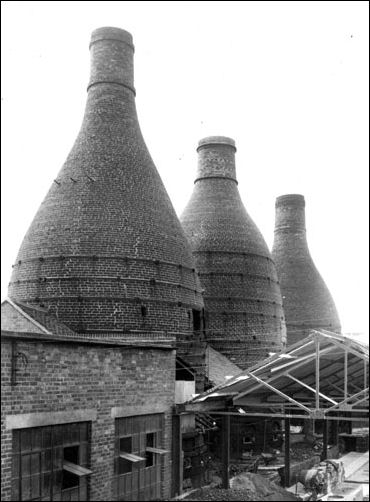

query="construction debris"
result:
[183,472,299,501]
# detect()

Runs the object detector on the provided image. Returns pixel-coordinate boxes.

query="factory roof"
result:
[185,330,368,422]
[1,298,175,349]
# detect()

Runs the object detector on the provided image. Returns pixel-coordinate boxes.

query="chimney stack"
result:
[272,194,341,345]
[196,136,237,182]
[88,27,135,93]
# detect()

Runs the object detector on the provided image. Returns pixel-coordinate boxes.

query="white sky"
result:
[1,1,369,338]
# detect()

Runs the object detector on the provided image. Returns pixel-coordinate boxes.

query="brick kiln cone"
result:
[180,137,286,369]
[8,27,205,386]
[272,194,341,345]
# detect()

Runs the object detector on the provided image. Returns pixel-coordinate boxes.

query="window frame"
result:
[115,414,166,501]
[12,422,91,501]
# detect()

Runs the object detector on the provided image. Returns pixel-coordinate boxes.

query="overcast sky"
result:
[1,1,369,338]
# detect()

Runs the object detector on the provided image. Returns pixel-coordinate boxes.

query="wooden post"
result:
[344,350,348,401]
[315,336,320,410]
[222,415,230,489]
[348,412,353,434]
[171,414,183,497]
[284,417,290,487]
[263,420,267,451]
[364,360,367,393]
[331,416,339,446]
[321,420,328,461]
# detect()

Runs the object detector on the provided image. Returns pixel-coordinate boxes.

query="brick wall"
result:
[181,138,286,369]
[272,195,341,345]
[1,339,175,501]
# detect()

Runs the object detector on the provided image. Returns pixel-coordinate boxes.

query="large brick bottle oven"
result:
[180,136,286,369]
[7,27,206,388]
[272,194,341,345]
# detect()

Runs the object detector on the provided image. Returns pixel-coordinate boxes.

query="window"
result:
[12,422,90,501]
[119,437,134,474]
[115,414,167,501]
[192,310,201,332]
[145,433,155,467]
[242,426,256,448]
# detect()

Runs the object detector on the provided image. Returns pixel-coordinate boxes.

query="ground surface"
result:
[183,472,299,501]
[183,487,299,501]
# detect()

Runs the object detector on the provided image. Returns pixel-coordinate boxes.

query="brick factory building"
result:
[180,137,286,369]
[1,298,175,500]
[272,194,341,345]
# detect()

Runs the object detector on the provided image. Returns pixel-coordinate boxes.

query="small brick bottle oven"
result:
[272,194,341,345]
[180,137,286,369]
[7,27,205,387]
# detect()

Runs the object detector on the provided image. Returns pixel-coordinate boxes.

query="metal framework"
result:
[186,330,369,421]
[181,330,368,489]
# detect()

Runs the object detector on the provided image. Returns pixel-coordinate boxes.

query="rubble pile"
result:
[184,472,299,501]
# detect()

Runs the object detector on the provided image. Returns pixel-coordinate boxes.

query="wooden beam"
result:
[303,359,364,391]
[234,346,336,402]
[207,411,368,422]
[146,447,168,455]
[315,335,320,410]
[235,373,312,413]
[345,395,369,409]
[326,381,346,396]
[119,452,146,462]
[222,415,230,489]
[246,337,315,374]
[282,362,343,395]
[286,373,337,405]
[271,354,321,374]
[364,360,367,392]
[320,367,365,394]
[184,400,228,412]
[272,345,337,374]
[349,382,363,392]
[318,333,368,362]
[321,420,328,461]
[312,329,365,349]
[284,416,290,487]
[210,337,315,392]
[344,350,348,401]
[326,388,369,411]
[63,461,92,476]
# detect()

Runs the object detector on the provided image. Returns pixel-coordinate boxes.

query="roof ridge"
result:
[10,298,49,313]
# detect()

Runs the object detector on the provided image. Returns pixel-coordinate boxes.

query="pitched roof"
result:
[6,299,78,338]
[190,330,368,420]
[206,345,242,386]
[1,298,175,349]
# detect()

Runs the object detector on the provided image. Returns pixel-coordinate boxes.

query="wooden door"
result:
[115,414,164,501]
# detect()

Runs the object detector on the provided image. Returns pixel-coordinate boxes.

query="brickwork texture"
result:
[272,194,341,345]
[1,339,175,501]
[7,27,205,388]
[180,137,286,369]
